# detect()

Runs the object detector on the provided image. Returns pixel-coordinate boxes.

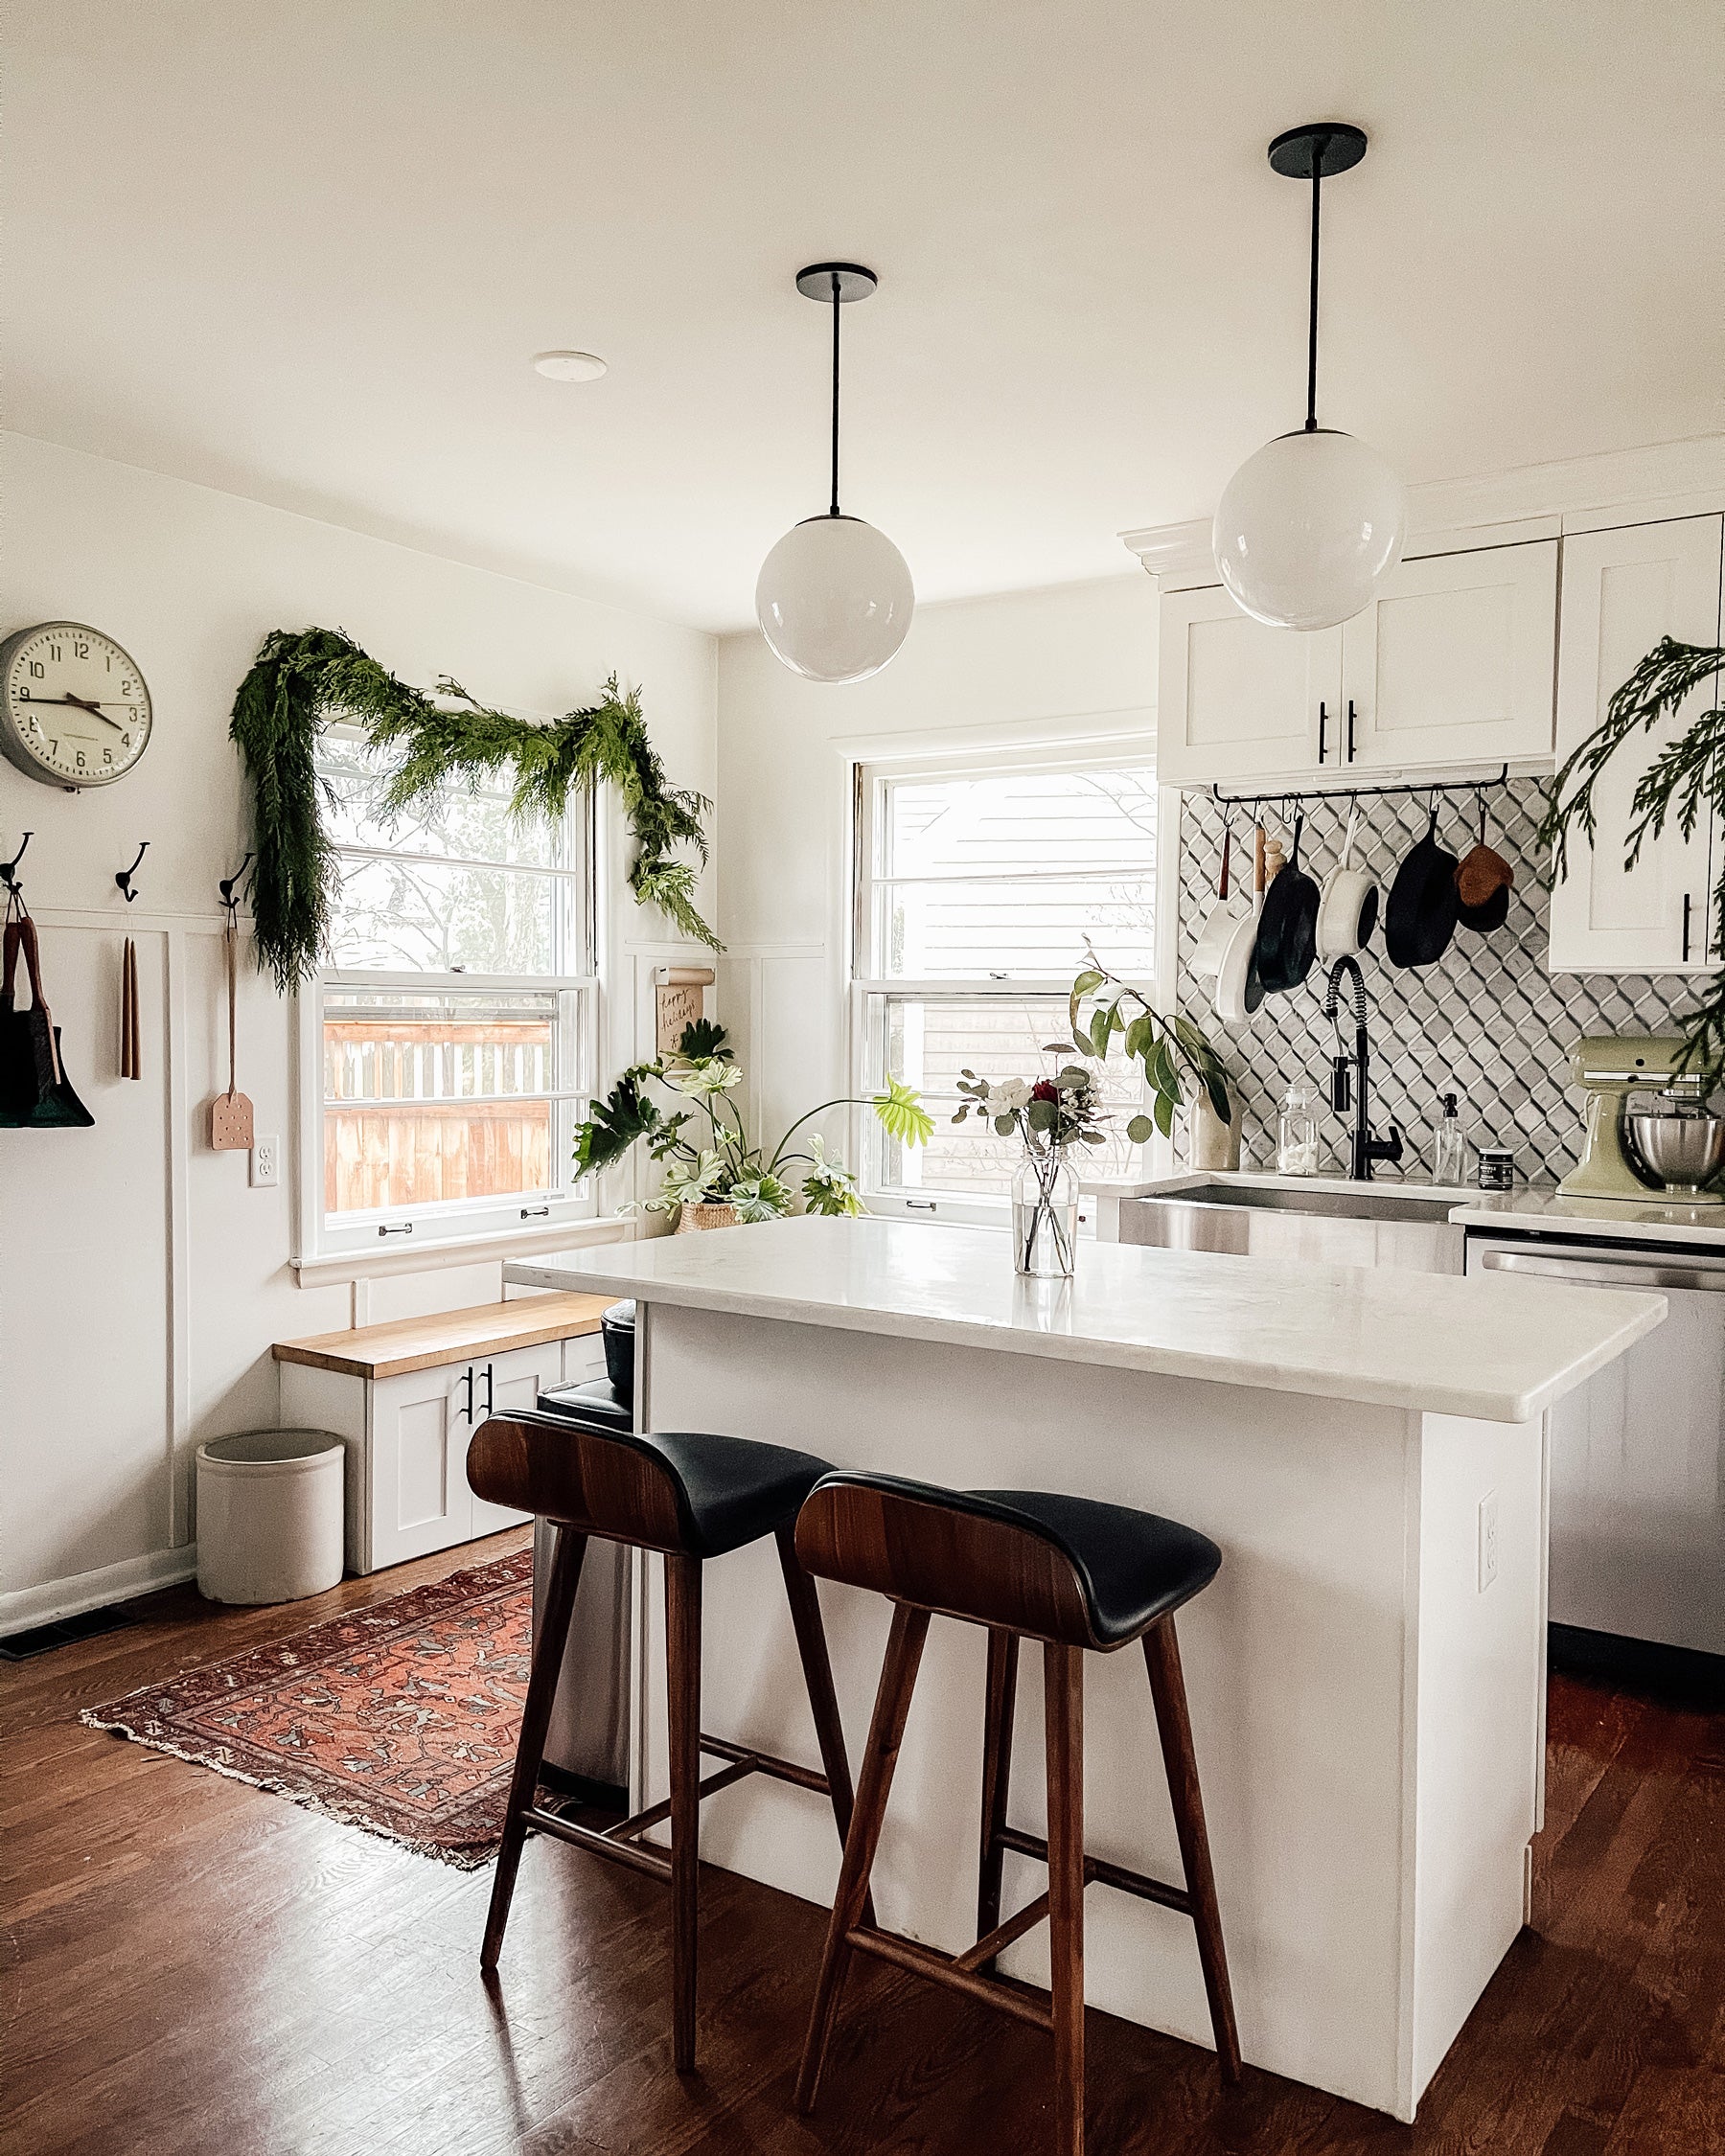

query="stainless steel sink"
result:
[1166,1181,1460,1225]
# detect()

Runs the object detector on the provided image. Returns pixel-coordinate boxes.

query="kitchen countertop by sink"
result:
[1092,1167,1725,1248]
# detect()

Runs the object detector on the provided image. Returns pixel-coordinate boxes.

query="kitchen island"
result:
[505,1216,1663,2121]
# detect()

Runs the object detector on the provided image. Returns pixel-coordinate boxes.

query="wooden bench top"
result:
[272,1293,617,1381]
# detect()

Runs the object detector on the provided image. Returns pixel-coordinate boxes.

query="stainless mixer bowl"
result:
[1627,1112,1725,1193]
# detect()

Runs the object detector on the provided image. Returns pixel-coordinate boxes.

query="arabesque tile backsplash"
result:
[1174,777,1704,1185]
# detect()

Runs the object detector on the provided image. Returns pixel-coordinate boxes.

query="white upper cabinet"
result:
[1156,540,1559,787]
[1340,540,1559,769]
[1156,586,1342,785]
[1547,515,1723,975]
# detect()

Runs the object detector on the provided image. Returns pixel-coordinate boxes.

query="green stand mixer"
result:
[1558,1034,1725,1202]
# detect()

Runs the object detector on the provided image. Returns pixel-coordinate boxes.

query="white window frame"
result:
[849,744,1164,1227]
[295,729,601,1260]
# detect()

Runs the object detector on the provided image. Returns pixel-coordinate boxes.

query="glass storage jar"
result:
[1277,1084,1322,1177]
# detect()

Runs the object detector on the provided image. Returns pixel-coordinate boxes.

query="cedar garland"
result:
[229,626,718,991]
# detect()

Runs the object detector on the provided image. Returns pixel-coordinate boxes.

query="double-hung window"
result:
[852,751,1159,1222]
[298,727,597,1257]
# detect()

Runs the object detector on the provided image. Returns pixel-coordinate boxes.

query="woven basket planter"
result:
[675,1201,741,1234]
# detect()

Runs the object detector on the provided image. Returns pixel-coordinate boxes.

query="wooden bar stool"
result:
[793,1470,1241,2156]
[467,1410,861,2072]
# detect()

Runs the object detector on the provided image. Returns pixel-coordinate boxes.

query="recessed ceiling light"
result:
[532,350,608,383]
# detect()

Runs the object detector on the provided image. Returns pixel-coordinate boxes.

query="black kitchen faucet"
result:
[1322,956,1404,1181]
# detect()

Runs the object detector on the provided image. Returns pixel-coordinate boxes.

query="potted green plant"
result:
[574,1021,932,1227]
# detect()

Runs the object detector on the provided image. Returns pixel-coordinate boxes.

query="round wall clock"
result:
[0,621,153,790]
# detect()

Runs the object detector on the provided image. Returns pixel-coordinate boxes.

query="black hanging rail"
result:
[1208,764,1510,813]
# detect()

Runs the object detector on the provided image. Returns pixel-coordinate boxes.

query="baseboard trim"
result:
[1549,1620,1725,1709]
[0,1545,198,1640]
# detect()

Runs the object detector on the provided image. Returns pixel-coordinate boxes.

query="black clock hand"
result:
[19,692,128,730]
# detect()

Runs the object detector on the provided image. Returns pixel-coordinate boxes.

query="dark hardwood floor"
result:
[4,1533,1722,2155]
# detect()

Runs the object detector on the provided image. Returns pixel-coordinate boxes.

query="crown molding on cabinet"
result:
[1122,435,1725,590]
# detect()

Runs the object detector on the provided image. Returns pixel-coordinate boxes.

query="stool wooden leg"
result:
[976,1627,1020,1967]
[666,1552,703,2073]
[1143,1617,1242,2083]
[482,1525,587,1972]
[774,1525,859,1846]
[795,1601,931,2115]
[1044,1642,1087,2156]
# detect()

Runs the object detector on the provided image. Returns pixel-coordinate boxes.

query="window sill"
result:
[290,1214,637,1288]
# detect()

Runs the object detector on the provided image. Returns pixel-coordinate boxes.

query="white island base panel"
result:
[628,1300,1544,2124]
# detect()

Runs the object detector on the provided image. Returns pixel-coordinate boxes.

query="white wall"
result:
[0,432,716,1625]
[714,577,1157,1148]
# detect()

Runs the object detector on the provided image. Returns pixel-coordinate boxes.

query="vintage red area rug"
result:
[81,1548,533,1868]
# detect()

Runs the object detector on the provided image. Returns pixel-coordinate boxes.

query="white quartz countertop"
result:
[506,1215,1665,1425]
[1453,1188,1725,1247]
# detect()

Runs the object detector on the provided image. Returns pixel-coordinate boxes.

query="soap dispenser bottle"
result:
[1433,1093,1467,1187]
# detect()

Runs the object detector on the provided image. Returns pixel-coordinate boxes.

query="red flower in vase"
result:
[1030,1080,1060,1104]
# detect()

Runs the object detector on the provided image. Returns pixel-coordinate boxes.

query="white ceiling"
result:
[9,2,1722,631]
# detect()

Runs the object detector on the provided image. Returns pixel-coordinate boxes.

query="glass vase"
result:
[1011,1148,1079,1279]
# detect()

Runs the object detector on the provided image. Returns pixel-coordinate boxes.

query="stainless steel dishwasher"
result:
[1466,1234,1725,1655]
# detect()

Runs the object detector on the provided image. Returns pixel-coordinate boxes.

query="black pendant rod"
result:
[1304,135,1325,432]
[829,270,842,517]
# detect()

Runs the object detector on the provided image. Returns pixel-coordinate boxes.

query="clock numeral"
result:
[75,750,86,770]
[103,747,113,765]
[48,643,61,662]
[121,732,131,747]
[27,661,43,677]
[73,638,89,658]
[121,679,134,695]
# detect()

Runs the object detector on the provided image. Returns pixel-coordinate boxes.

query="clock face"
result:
[0,621,152,789]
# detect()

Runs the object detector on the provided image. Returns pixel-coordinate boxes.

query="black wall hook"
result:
[218,853,253,914]
[0,831,32,898]
[115,841,150,905]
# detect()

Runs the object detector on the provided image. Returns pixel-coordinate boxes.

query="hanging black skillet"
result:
[1385,805,1460,968]
[1253,814,1321,994]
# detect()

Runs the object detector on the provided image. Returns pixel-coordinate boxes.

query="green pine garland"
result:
[230,626,719,991]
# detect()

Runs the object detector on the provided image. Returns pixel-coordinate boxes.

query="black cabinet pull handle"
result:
[1317,700,1328,764]
[1683,891,1693,962]
[482,1362,494,1415]
[1346,699,1358,763]
[458,1366,474,1422]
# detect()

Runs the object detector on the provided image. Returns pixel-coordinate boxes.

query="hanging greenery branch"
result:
[1066,943,1232,1139]
[1536,635,1725,1085]
[229,626,719,991]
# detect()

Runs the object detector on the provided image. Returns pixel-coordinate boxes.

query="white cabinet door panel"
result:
[1156,585,1342,785]
[1548,515,1723,974]
[466,1342,564,1535]
[1342,541,1558,768]
[369,1366,471,1570]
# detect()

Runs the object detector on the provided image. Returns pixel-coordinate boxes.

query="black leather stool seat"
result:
[645,1432,833,1558]
[971,1487,1220,1646]
[539,1375,632,1433]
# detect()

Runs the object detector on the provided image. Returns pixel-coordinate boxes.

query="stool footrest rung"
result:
[844,1924,1055,2033]
[996,1823,1192,1915]
[606,1758,754,1844]
[698,1732,831,1796]
[523,1805,674,1882]
[954,1891,1051,1973]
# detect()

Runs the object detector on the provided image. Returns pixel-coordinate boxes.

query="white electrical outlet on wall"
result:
[1478,1490,1500,1592]
[250,1134,280,1189]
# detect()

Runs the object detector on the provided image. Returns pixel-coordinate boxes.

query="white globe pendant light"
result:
[755,264,913,683]
[1213,124,1406,631]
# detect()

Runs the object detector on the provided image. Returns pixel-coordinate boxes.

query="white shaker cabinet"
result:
[274,1292,614,1574]
[1156,540,1559,787]
[1340,539,1559,769]
[1155,585,1342,786]
[1547,514,1724,975]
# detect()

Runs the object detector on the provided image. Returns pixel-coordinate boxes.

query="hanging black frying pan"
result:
[1385,806,1460,969]
[1253,814,1320,994]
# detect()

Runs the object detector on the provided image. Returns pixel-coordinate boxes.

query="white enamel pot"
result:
[1213,825,1267,1025]
[1191,824,1248,983]
[1314,805,1380,962]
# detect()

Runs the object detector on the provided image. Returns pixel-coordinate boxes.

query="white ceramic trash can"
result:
[196,1430,346,1605]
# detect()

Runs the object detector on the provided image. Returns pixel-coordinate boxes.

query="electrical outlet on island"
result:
[1477,1490,1500,1593]
[250,1134,280,1189]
